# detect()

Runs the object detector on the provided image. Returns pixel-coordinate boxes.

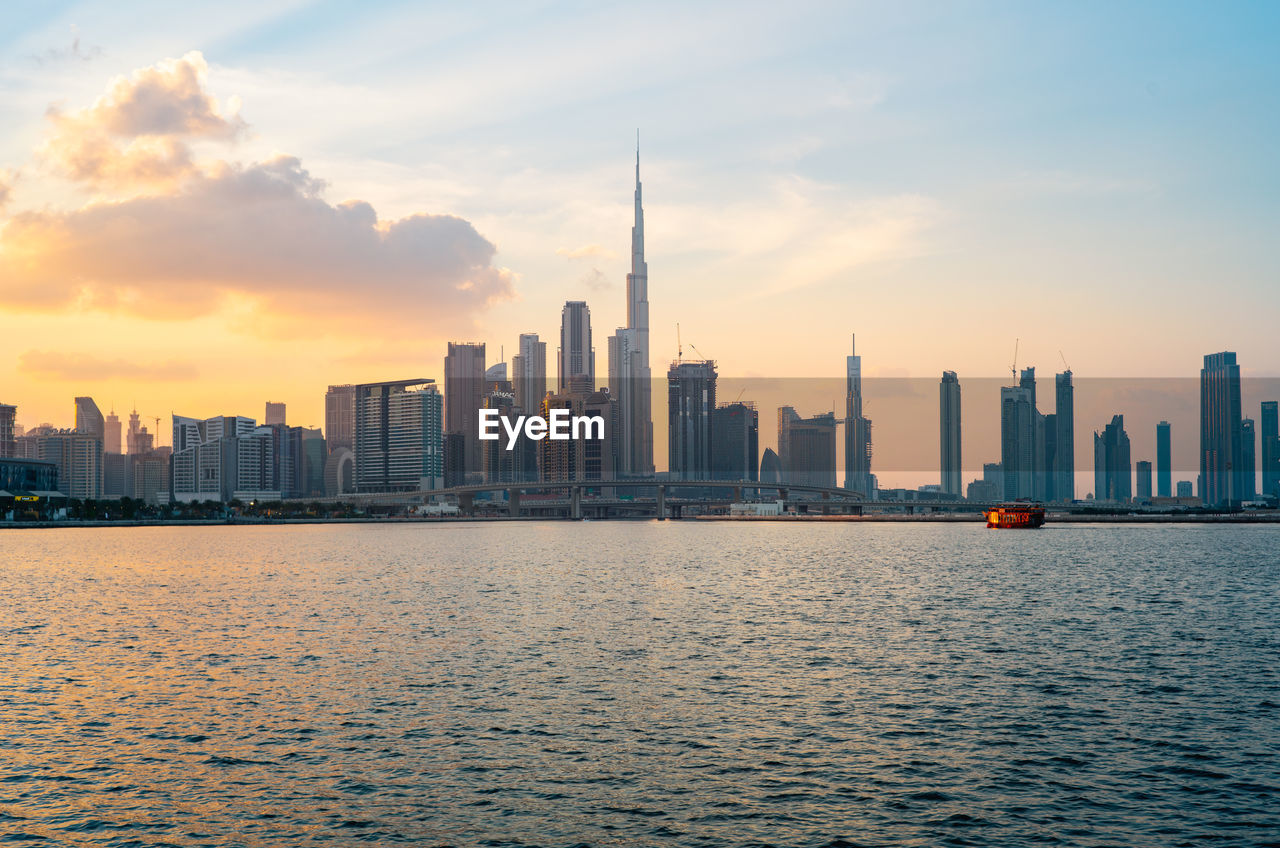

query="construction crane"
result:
[1059,350,1071,373]
[1010,338,1019,384]
[676,323,682,362]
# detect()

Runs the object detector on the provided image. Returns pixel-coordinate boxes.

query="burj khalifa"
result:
[608,135,655,477]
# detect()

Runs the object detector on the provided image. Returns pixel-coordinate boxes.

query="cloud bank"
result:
[18,350,196,381]
[2,51,513,335]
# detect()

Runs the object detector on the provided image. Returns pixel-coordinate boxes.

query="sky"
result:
[2,1,1278,479]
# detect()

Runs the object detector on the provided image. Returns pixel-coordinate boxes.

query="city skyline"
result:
[4,3,1280,439]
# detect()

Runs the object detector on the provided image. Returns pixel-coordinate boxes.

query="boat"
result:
[983,502,1046,529]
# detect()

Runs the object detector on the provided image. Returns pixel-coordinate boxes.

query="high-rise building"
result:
[265,402,286,426]
[1054,371,1074,502]
[1242,418,1257,500]
[74,397,105,442]
[353,379,443,493]
[1000,383,1035,500]
[1177,480,1194,498]
[0,403,15,458]
[104,408,122,455]
[294,428,326,497]
[37,430,103,499]
[481,387,537,484]
[1093,414,1132,503]
[442,432,466,489]
[1156,420,1172,498]
[513,333,547,420]
[537,389,616,484]
[711,402,759,482]
[235,426,286,501]
[126,408,142,454]
[558,301,594,394]
[779,407,838,489]
[445,342,486,480]
[1136,460,1153,501]
[324,385,357,453]
[1261,401,1280,498]
[1019,367,1051,500]
[608,144,655,479]
[939,371,962,496]
[103,452,130,499]
[843,335,873,494]
[131,447,171,505]
[1199,351,1244,506]
[667,359,717,480]
[170,415,255,503]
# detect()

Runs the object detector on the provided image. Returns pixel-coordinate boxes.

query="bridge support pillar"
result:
[458,492,474,515]
[822,491,830,516]
[733,486,743,503]
[570,486,582,520]
[657,485,666,520]
[508,489,521,517]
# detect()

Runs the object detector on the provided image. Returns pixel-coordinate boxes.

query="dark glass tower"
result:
[1156,420,1172,498]
[939,371,962,496]
[1262,401,1279,498]
[1199,351,1243,506]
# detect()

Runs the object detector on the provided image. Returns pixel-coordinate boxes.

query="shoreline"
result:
[4,512,1280,529]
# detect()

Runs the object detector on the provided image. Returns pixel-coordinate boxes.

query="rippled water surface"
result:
[2,522,1278,846]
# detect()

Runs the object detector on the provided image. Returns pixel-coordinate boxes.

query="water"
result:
[1,522,1277,847]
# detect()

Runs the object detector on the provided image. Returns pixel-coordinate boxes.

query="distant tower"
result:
[127,407,142,454]
[1054,371,1075,502]
[1199,351,1244,506]
[939,372,962,496]
[74,397,105,441]
[1094,414,1132,503]
[445,342,486,480]
[1000,382,1035,500]
[1262,401,1280,498]
[0,403,15,458]
[513,332,547,414]
[1156,420,1172,498]
[843,335,872,494]
[667,358,717,480]
[324,385,356,453]
[104,407,122,455]
[1136,460,1153,501]
[265,402,286,426]
[609,134,655,478]
[1242,418,1257,500]
[558,301,594,394]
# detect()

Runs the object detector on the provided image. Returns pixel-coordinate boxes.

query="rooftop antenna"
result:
[1011,338,1019,384]
[677,323,682,363]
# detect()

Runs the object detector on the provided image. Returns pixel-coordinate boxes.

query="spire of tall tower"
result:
[614,131,655,478]
[627,129,647,332]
